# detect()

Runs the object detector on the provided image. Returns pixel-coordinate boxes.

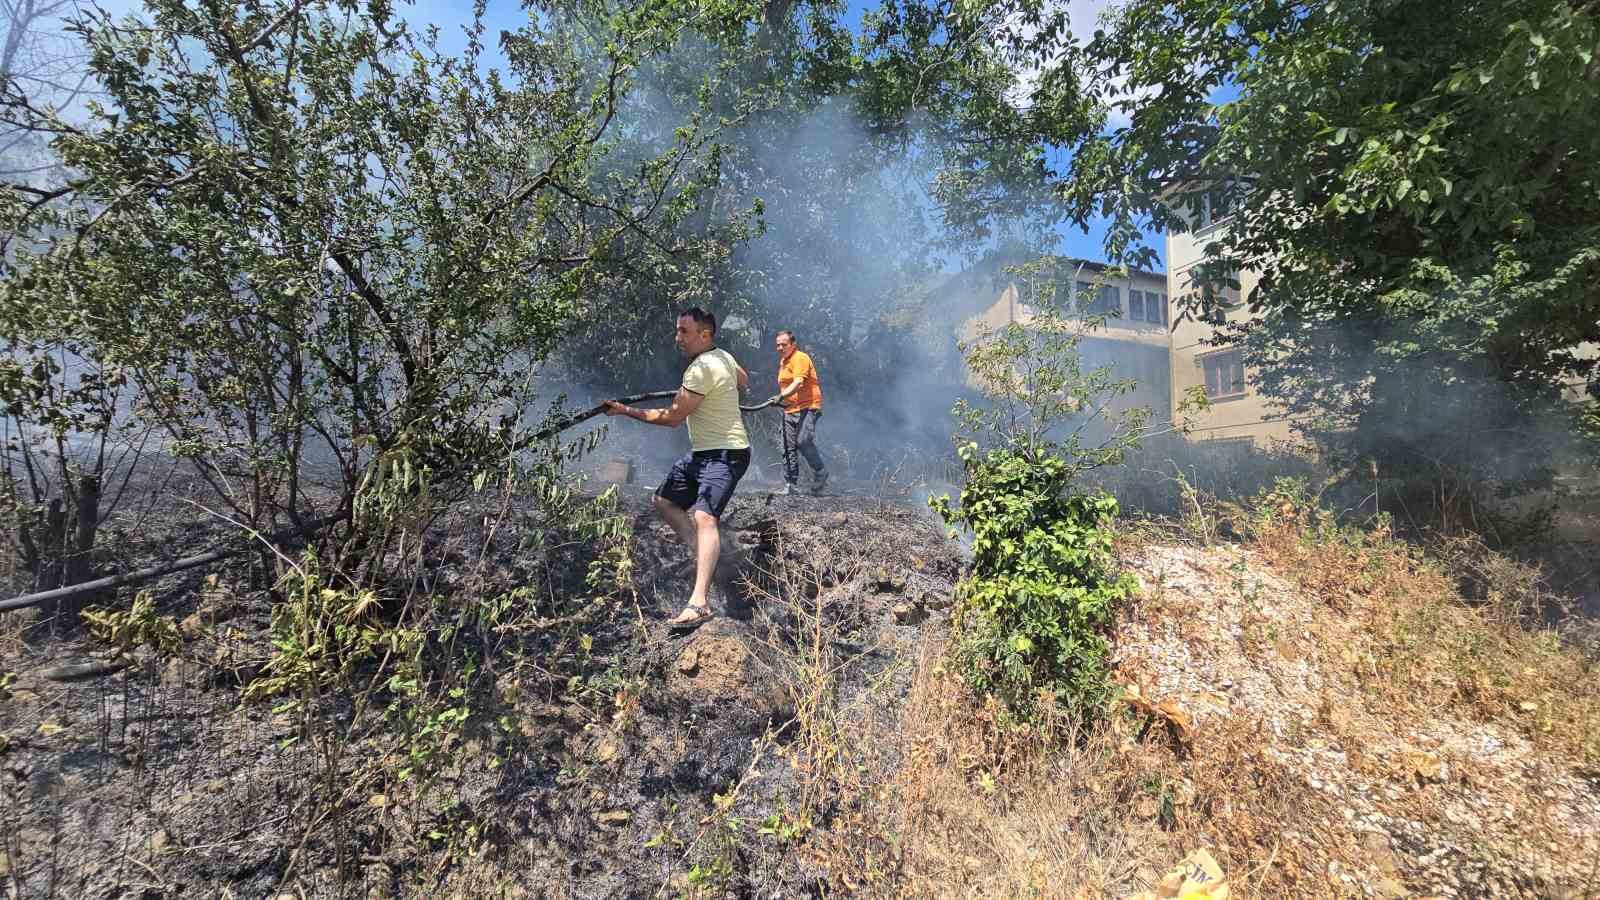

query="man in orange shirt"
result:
[774,330,828,495]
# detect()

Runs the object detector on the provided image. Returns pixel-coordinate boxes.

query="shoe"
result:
[775,483,798,496]
[667,604,713,631]
[811,470,829,495]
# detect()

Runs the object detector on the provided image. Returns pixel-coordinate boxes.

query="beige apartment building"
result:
[1164,202,1303,448]
[948,251,1174,421]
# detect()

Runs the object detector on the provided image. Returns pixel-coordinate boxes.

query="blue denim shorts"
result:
[656,448,751,519]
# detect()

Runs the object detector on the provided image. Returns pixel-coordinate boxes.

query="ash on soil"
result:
[0,480,963,898]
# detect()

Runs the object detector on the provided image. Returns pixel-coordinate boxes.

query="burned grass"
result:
[2,476,1597,898]
[0,480,962,898]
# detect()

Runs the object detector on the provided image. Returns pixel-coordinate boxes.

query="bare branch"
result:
[240,0,307,53]
[328,249,418,391]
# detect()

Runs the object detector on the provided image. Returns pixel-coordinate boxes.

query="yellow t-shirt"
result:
[778,350,823,411]
[681,347,750,452]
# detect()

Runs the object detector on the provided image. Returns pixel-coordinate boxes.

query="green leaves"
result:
[935,437,1132,721]
[1044,0,1600,484]
[1,0,737,540]
[953,257,1155,480]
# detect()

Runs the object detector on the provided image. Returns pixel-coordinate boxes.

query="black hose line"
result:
[530,390,781,442]
[1,392,782,613]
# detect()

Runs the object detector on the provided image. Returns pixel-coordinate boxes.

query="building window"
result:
[1128,290,1169,325]
[1207,283,1242,308]
[1200,436,1254,461]
[1202,350,1246,400]
[1094,284,1121,317]
[1194,189,1238,230]
[1178,270,1243,311]
[1072,280,1121,317]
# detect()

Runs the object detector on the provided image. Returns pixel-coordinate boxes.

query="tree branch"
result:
[328,250,417,391]
[241,0,307,53]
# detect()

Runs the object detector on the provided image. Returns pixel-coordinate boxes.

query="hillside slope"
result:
[0,483,962,898]
[1115,537,1599,896]
[1,484,1596,897]
[819,504,1599,898]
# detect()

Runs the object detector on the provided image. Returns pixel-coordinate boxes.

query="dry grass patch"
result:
[810,635,1352,898]
[815,635,1168,898]
[1241,504,1600,769]
[788,490,1600,897]
[1108,490,1600,894]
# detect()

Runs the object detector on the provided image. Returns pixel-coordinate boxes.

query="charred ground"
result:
[2,477,1598,898]
[0,480,963,898]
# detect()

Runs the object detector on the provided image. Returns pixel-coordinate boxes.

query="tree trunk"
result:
[40,497,64,592]
[58,473,103,625]
[16,504,41,575]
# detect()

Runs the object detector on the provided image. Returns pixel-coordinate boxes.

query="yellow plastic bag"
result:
[1125,848,1230,900]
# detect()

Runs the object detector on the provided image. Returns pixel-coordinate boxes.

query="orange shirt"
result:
[778,349,823,411]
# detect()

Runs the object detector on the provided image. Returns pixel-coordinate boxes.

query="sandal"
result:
[667,604,713,631]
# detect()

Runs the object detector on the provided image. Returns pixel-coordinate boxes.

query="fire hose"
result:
[530,390,782,442]
[1,390,783,615]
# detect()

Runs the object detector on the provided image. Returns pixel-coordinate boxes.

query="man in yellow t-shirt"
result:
[603,307,750,629]
[775,330,827,495]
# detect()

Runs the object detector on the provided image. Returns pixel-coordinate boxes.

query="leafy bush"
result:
[934,443,1132,719]
[81,590,182,658]
[0,0,736,563]
[934,263,1151,721]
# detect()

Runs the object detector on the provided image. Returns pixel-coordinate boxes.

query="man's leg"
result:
[688,509,721,609]
[782,412,802,486]
[655,453,702,570]
[686,450,749,613]
[653,493,697,548]
[797,410,826,476]
[655,454,700,547]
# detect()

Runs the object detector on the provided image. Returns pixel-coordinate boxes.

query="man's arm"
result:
[603,388,703,426]
[778,378,804,400]
[735,364,749,392]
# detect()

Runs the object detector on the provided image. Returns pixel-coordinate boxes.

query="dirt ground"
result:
[2,471,1597,898]
[0,479,963,899]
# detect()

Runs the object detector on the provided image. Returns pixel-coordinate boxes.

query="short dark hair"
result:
[776,330,796,344]
[678,306,717,336]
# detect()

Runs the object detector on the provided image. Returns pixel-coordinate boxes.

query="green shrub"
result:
[934,443,1133,720]
[933,257,1155,723]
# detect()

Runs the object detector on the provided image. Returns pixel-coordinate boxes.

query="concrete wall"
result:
[1165,223,1303,446]
[956,260,1174,422]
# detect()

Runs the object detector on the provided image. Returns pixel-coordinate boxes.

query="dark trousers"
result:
[782,409,825,484]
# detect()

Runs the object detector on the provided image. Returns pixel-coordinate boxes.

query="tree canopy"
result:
[0,0,1094,563]
[550,0,1083,394]
[1053,0,1600,496]
[0,0,743,533]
